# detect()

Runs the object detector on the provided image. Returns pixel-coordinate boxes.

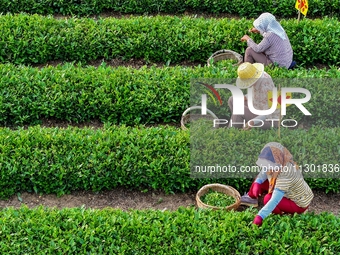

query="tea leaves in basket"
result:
[201,188,236,207]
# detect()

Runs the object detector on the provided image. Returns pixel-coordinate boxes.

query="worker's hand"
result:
[249,27,260,33]
[243,120,253,131]
[253,215,263,226]
[241,35,250,42]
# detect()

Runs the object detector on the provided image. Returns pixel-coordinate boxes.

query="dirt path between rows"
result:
[0,188,339,215]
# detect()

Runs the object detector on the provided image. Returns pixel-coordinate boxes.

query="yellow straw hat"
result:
[236,62,264,89]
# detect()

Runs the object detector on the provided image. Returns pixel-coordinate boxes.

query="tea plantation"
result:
[0,1,339,254]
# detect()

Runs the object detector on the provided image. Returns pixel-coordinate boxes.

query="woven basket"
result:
[180,106,219,131]
[207,49,243,67]
[180,114,219,130]
[196,183,241,211]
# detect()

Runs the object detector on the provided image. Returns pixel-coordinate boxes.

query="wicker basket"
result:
[196,183,241,211]
[180,114,219,130]
[207,49,243,67]
[180,106,219,131]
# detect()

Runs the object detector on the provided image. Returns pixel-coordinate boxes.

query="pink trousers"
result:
[248,180,308,214]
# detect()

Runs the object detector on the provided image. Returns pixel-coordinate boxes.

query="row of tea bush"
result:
[0,206,339,254]
[0,0,339,18]
[1,63,339,127]
[0,14,340,66]
[0,125,338,199]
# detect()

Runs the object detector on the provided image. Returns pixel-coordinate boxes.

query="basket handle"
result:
[207,49,243,67]
[181,106,218,119]
[210,49,242,58]
[180,106,219,130]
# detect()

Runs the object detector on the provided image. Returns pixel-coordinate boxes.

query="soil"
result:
[31,57,203,70]
[53,10,245,21]
[0,188,339,215]
[30,56,332,72]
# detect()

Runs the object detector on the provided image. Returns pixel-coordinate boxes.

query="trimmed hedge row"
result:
[0,206,339,254]
[0,0,339,18]
[1,63,339,127]
[0,125,339,199]
[1,14,340,66]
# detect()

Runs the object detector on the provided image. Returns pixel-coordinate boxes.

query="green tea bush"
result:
[0,63,339,127]
[0,125,338,199]
[0,125,190,198]
[0,14,340,66]
[0,206,339,254]
[0,0,339,18]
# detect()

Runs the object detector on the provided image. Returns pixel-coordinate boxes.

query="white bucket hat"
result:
[236,62,264,89]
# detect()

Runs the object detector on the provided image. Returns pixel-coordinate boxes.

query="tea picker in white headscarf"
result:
[240,13,294,69]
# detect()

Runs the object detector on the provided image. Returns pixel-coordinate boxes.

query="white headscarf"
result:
[253,12,287,40]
